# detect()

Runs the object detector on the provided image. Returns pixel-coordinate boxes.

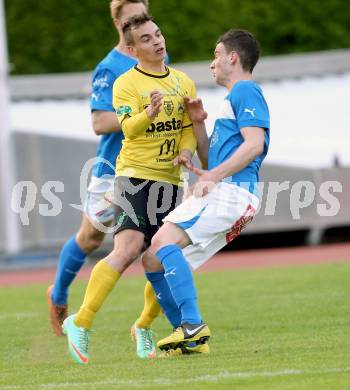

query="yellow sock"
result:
[75,260,120,329]
[135,281,161,328]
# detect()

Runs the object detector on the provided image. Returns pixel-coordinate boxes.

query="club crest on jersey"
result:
[163,100,174,116]
[116,105,132,116]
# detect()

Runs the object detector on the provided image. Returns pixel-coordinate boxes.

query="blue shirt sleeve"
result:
[90,67,117,112]
[230,82,270,130]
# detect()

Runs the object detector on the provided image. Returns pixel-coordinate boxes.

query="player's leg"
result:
[143,234,229,357]
[48,215,106,336]
[63,229,145,364]
[147,222,211,350]
[153,183,259,351]
[133,281,161,329]
[142,249,210,356]
[130,180,181,358]
[47,176,114,336]
[130,279,161,358]
[63,176,150,363]
[75,229,145,328]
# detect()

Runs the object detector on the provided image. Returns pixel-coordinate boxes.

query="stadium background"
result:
[5,0,350,74]
[1,0,350,257]
[1,1,350,388]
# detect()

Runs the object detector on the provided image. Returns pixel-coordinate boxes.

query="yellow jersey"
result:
[113,65,197,186]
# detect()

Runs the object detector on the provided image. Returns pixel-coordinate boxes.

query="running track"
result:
[0,243,350,287]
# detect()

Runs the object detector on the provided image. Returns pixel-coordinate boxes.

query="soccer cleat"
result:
[157,322,211,351]
[159,347,184,357]
[184,341,210,354]
[47,285,68,336]
[62,314,90,364]
[130,323,156,358]
[159,341,210,358]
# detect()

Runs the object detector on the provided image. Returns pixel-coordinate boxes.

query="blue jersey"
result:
[90,49,137,177]
[208,80,270,195]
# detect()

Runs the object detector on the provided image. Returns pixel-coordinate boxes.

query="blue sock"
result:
[145,271,181,328]
[156,244,202,325]
[52,237,86,305]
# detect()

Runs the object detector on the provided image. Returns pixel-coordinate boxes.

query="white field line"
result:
[1,367,350,389]
[0,312,38,320]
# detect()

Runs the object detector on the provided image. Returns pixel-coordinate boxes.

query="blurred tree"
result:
[5,0,350,74]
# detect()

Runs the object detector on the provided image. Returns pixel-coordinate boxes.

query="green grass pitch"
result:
[0,262,349,389]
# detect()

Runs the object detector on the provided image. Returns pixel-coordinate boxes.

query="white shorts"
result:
[84,175,115,224]
[163,182,259,270]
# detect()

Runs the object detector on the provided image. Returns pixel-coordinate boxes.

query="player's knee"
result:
[114,241,142,266]
[150,233,167,254]
[141,249,163,272]
[124,244,142,262]
[150,227,179,253]
[104,246,138,274]
[77,229,104,254]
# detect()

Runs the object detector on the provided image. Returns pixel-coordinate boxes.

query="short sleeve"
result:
[113,76,139,124]
[90,68,117,112]
[230,82,270,130]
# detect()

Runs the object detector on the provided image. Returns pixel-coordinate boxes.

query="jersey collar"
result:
[134,65,170,78]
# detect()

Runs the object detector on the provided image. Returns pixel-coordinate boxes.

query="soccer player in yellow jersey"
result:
[114,65,195,184]
[63,13,200,364]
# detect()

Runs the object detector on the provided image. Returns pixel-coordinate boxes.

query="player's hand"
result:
[173,154,193,170]
[182,184,194,200]
[173,150,193,170]
[146,90,163,120]
[184,96,208,123]
[191,167,220,197]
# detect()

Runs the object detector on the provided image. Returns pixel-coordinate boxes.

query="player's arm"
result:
[175,80,198,168]
[192,83,269,196]
[113,77,161,139]
[208,126,265,181]
[120,90,162,138]
[90,68,122,135]
[178,124,196,160]
[191,127,265,197]
[175,126,196,172]
[211,83,269,178]
[91,111,121,135]
[184,96,209,169]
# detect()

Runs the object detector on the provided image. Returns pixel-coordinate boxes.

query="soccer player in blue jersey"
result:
[47,1,163,352]
[142,29,270,353]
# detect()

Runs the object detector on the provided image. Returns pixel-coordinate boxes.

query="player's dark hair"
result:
[122,13,154,45]
[217,29,260,73]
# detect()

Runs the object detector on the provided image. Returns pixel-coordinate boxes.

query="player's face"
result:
[130,21,166,63]
[118,2,147,27]
[210,43,232,87]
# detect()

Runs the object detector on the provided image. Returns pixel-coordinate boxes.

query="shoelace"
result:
[78,328,89,354]
[140,329,154,351]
